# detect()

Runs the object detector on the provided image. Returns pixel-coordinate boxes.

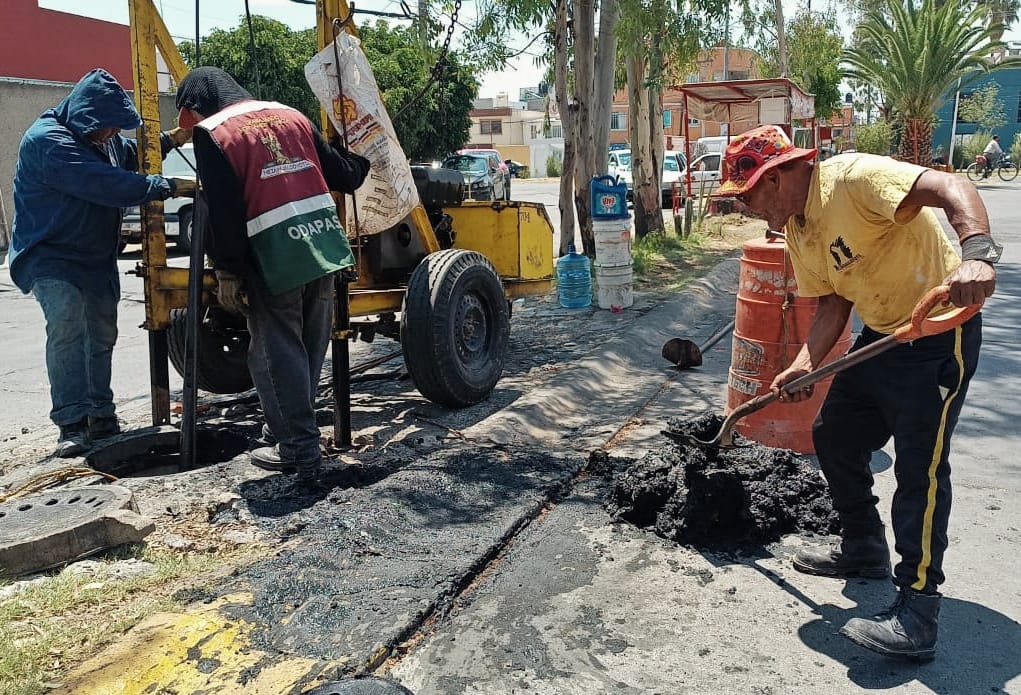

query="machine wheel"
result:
[998,162,1019,181]
[400,249,510,407]
[167,308,254,394]
[965,163,985,182]
[176,207,193,253]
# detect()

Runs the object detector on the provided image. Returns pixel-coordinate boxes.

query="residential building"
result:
[467,95,562,175]
[609,45,761,148]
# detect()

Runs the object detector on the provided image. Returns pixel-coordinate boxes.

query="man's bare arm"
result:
[898,170,997,307]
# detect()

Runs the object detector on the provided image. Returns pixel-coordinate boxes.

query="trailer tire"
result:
[167,308,254,394]
[401,250,510,407]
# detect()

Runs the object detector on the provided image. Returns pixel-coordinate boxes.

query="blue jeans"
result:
[31,277,119,426]
[245,272,333,464]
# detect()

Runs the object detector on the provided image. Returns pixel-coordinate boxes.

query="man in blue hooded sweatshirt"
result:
[10,68,194,457]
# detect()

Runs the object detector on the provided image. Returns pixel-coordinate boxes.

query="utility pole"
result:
[948,76,963,171]
[195,0,201,64]
[723,2,730,80]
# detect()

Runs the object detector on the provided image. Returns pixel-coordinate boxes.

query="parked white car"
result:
[120,143,197,253]
[608,149,631,178]
[618,150,688,208]
[683,152,723,195]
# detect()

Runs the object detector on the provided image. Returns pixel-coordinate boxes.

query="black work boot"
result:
[55,418,90,458]
[840,588,940,661]
[793,529,890,578]
[88,415,122,441]
[249,445,321,481]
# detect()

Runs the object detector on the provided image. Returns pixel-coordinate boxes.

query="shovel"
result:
[663,285,983,450]
[662,319,736,369]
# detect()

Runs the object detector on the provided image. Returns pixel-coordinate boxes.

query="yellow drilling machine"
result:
[124,0,554,463]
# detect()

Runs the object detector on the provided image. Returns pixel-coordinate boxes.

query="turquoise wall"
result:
[932,67,1021,162]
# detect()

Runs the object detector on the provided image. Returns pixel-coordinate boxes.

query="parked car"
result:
[608,149,631,178]
[684,152,723,195]
[504,159,529,178]
[442,153,508,201]
[619,150,688,208]
[459,149,511,198]
[120,143,197,253]
[661,150,686,206]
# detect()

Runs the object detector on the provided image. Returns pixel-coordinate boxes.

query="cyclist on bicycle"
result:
[982,134,1004,178]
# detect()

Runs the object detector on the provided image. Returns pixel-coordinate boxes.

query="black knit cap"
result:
[176,66,252,117]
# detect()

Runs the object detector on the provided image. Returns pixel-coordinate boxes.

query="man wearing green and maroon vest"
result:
[176,67,369,479]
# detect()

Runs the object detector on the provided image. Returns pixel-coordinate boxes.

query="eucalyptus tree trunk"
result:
[592,0,620,159]
[649,46,665,212]
[774,0,789,78]
[554,0,576,256]
[573,0,597,256]
[627,53,663,238]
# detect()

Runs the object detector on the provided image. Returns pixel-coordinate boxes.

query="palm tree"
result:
[843,0,1016,165]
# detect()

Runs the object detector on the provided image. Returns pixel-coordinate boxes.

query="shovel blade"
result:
[662,338,703,369]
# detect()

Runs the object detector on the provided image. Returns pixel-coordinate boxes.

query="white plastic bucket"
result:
[594,263,634,310]
[592,216,632,267]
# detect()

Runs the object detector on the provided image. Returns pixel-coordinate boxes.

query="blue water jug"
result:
[557,244,592,309]
[590,176,628,219]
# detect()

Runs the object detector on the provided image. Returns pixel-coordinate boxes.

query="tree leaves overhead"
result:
[177,16,477,161]
[750,9,845,120]
[843,0,1014,123]
[358,20,478,161]
[179,16,319,122]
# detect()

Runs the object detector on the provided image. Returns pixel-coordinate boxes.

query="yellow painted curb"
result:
[59,594,330,694]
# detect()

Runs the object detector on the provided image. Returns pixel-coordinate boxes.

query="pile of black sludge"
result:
[593,413,839,548]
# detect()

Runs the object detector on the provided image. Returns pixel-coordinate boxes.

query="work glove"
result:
[167,126,192,147]
[168,177,196,198]
[214,270,248,316]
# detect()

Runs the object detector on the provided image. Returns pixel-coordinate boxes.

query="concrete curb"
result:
[466,257,741,451]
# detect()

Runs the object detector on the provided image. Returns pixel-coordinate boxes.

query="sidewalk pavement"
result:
[59,249,1021,694]
[389,259,1021,693]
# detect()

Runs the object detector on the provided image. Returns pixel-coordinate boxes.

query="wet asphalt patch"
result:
[219,447,580,667]
[594,414,838,548]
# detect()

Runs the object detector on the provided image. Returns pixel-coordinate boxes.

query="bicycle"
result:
[966,154,1019,182]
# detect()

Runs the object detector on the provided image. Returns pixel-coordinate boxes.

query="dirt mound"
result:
[594,414,838,548]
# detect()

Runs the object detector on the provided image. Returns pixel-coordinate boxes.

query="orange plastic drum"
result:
[726,236,852,453]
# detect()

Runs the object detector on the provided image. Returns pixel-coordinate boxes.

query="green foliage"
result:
[963,129,994,163]
[746,8,845,120]
[618,0,726,89]
[177,18,478,162]
[179,17,320,122]
[1011,132,1021,167]
[546,153,563,177]
[958,83,1007,132]
[358,21,478,161]
[843,0,1015,127]
[854,121,894,154]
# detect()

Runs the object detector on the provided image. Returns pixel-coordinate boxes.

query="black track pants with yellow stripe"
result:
[813,315,982,594]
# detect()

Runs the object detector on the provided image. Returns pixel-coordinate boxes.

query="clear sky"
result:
[38,0,548,99]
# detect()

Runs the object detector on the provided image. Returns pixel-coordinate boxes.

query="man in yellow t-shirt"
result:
[716,125,1000,662]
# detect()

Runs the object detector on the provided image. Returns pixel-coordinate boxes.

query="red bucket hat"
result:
[715,125,817,197]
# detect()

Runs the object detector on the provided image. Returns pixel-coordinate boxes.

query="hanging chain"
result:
[393,0,462,120]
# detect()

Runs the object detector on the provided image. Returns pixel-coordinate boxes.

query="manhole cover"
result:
[0,485,153,577]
